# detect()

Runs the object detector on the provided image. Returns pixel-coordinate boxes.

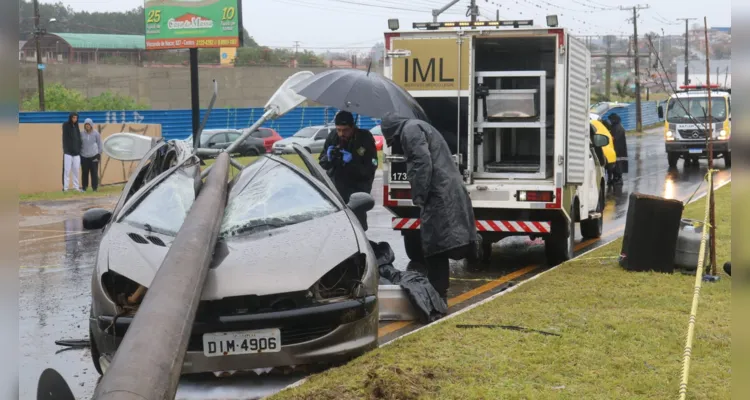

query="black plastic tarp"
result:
[371,241,448,323]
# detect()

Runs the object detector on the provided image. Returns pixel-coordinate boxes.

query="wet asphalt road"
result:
[19,129,731,399]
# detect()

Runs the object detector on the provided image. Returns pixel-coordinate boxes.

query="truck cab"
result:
[658,85,731,168]
[382,19,607,266]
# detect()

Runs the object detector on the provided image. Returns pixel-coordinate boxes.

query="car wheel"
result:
[667,152,680,168]
[580,185,604,239]
[545,202,576,266]
[248,148,260,157]
[403,231,424,263]
[89,327,103,375]
[724,152,731,168]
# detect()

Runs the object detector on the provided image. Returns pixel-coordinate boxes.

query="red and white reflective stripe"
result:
[392,218,421,230]
[391,218,550,233]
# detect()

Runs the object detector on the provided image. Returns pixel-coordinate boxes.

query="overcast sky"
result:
[44,0,732,50]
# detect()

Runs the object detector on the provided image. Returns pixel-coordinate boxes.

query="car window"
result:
[293,127,318,138]
[260,129,273,138]
[220,160,338,237]
[121,169,196,236]
[208,133,228,145]
[227,132,241,142]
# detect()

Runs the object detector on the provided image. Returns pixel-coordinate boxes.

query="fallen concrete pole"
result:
[93,153,230,400]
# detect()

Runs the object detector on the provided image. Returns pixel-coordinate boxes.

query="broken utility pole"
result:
[703,17,717,276]
[677,18,697,85]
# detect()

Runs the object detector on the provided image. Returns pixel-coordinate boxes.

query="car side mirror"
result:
[83,208,112,230]
[658,106,664,119]
[592,133,610,148]
[347,192,375,214]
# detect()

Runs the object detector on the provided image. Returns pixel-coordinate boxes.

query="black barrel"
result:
[619,192,684,273]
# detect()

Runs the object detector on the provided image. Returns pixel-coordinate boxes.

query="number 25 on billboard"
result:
[222,7,235,20]
[147,10,161,23]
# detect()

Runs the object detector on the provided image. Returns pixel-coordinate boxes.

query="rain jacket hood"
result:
[83,118,94,130]
[381,112,410,143]
[608,113,622,125]
[67,112,79,125]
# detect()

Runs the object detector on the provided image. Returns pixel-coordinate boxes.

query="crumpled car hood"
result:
[275,137,312,146]
[105,210,360,300]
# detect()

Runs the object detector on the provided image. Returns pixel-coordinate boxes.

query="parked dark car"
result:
[244,127,283,153]
[186,129,266,158]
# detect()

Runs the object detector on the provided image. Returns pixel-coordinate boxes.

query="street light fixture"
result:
[388,18,399,31]
[546,15,559,28]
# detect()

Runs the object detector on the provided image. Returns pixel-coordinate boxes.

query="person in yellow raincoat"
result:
[590,119,617,186]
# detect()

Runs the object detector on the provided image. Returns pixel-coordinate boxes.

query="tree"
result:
[21,83,148,112]
[614,78,634,100]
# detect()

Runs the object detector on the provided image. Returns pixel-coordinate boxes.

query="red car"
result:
[246,127,283,153]
[370,125,384,151]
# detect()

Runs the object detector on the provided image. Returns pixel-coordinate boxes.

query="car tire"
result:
[581,185,604,239]
[403,231,425,263]
[545,203,576,266]
[667,152,680,168]
[724,152,731,168]
[247,148,260,157]
[89,327,103,375]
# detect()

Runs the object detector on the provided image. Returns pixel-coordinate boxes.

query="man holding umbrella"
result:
[318,110,378,230]
[380,112,478,304]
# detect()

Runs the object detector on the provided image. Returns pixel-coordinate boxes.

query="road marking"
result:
[19,231,90,244]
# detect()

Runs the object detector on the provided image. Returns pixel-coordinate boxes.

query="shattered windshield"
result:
[220,160,337,237]
[121,169,196,236]
[666,97,727,123]
[293,127,318,138]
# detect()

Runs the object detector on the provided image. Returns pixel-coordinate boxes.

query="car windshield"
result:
[220,159,337,237]
[293,127,318,138]
[121,169,196,236]
[666,97,728,123]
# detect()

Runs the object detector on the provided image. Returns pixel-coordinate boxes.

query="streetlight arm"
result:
[432,0,462,22]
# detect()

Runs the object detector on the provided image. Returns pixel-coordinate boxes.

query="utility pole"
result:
[621,4,649,132]
[605,36,613,100]
[293,41,300,67]
[469,0,478,23]
[33,0,45,111]
[703,17,717,276]
[677,18,697,85]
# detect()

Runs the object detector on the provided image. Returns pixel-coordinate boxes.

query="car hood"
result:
[104,210,360,300]
[274,137,313,146]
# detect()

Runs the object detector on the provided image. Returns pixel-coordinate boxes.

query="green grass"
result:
[272,184,731,400]
[20,184,125,203]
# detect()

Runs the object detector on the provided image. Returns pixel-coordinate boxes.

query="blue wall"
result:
[19,107,381,141]
[601,101,664,131]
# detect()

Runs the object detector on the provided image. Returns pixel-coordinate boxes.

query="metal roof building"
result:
[20,33,146,65]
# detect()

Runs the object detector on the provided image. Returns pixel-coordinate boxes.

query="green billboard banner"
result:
[144,0,241,50]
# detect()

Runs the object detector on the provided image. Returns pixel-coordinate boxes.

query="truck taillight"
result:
[390,188,412,200]
[516,190,554,202]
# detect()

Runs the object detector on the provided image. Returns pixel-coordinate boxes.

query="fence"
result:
[19,107,381,141]
[600,101,664,131]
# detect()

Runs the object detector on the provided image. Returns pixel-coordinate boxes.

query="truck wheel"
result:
[667,152,680,168]
[724,152,731,168]
[403,231,424,263]
[481,237,493,264]
[580,187,604,239]
[545,204,576,266]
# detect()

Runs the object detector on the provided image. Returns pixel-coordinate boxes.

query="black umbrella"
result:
[291,67,429,122]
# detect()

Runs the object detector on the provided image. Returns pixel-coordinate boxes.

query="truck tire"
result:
[724,152,731,168]
[667,152,680,168]
[545,204,576,266]
[403,231,424,263]
[581,186,604,239]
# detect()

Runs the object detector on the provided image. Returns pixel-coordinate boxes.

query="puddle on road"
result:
[20,196,118,228]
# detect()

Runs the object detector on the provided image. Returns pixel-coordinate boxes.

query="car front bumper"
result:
[666,140,730,155]
[91,295,378,374]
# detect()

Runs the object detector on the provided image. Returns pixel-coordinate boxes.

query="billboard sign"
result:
[144,0,242,50]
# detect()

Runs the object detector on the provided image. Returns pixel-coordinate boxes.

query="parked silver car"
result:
[84,140,379,376]
[272,124,334,155]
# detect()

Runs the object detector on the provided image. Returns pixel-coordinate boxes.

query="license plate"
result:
[390,172,408,181]
[202,328,281,357]
[689,149,703,154]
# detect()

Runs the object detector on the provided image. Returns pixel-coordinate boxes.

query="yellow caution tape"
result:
[678,170,714,400]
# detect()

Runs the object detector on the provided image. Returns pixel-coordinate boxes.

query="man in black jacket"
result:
[318,111,378,230]
[608,113,628,185]
[62,112,83,192]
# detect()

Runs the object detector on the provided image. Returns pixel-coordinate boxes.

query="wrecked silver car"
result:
[84,138,379,376]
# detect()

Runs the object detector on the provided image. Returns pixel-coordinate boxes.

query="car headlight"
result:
[718,130,728,139]
[665,131,675,141]
[311,253,367,301]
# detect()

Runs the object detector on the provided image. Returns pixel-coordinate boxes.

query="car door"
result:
[291,143,346,206]
[310,128,331,153]
[207,132,229,149]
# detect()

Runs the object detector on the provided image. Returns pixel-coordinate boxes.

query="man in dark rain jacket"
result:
[318,111,378,230]
[380,112,478,303]
[607,113,628,185]
[62,112,83,192]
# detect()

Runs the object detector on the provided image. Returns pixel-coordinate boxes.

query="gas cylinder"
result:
[674,218,712,271]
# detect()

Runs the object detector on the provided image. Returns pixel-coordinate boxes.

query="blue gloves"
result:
[326,145,334,160]
[341,149,353,164]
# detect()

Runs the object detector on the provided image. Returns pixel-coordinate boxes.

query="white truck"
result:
[381,19,607,265]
